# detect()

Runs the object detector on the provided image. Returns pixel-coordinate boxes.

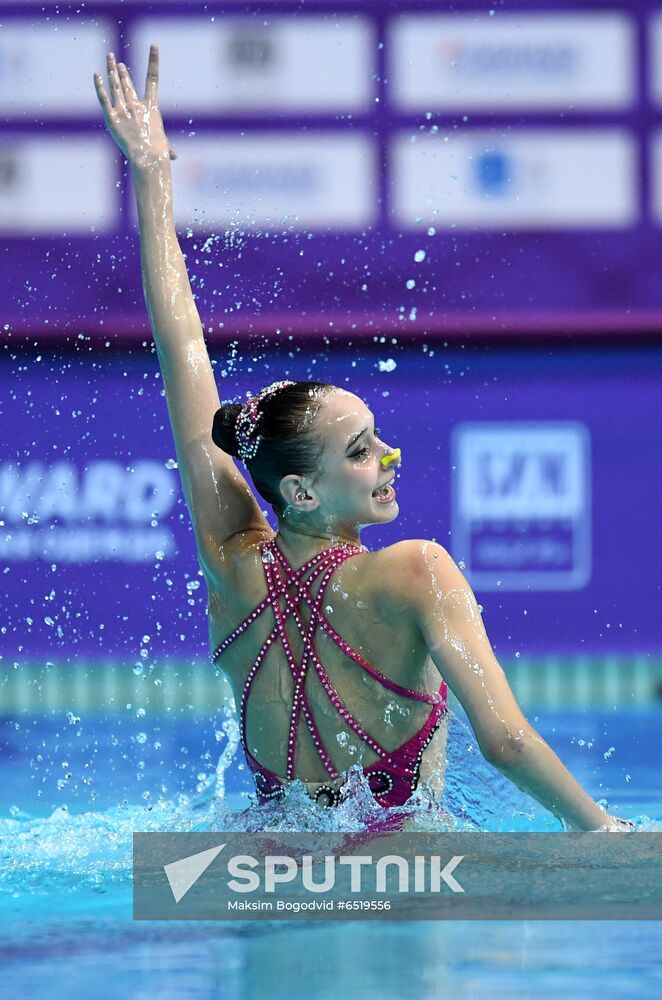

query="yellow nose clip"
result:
[380,447,401,469]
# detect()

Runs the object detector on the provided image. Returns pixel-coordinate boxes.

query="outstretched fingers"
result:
[93,72,115,119]
[105,52,128,113]
[117,61,139,110]
[144,43,159,105]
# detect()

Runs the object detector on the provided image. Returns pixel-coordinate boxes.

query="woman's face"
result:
[292,388,401,531]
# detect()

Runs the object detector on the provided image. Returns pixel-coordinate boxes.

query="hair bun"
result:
[212,403,243,457]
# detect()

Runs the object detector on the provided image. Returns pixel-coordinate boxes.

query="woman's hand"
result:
[599,814,636,832]
[94,45,178,171]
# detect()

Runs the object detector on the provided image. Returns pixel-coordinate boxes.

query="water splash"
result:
[1,708,656,907]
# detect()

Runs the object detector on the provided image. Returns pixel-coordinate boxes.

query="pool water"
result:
[1,706,661,998]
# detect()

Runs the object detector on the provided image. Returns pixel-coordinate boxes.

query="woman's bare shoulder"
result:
[358,538,453,611]
[370,538,449,573]
[206,530,453,606]
[202,526,275,592]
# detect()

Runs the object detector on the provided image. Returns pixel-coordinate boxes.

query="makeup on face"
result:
[324,394,401,512]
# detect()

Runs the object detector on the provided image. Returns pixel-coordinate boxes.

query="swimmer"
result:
[94,46,633,831]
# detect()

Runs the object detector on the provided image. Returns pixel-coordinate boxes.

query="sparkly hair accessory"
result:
[235,380,295,463]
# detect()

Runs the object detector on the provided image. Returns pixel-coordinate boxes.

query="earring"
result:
[295,490,306,501]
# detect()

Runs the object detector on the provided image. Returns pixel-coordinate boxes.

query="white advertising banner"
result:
[132,133,376,231]
[0,137,116,234]
[0,21,114,114]
[648,12,662,107]
[648,129,662,222]
[391,129,637,229]
[390,13,635,111]
[129,17,374,113]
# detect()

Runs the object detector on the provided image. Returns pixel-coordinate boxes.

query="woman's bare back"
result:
[206,529,448,798]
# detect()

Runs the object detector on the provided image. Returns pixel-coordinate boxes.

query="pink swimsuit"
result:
[212,537,448,809]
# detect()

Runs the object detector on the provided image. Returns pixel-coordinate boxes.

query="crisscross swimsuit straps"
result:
[211,538,448,808]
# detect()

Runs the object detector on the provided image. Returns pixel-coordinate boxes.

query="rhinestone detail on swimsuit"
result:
[211,537,448,808]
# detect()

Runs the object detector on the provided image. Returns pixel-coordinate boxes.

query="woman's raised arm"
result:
[93,47,269,581]
[395,539,633,832]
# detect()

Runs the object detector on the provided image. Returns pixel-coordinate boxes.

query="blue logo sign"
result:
[475,150,512,195]
[450,422,591,591]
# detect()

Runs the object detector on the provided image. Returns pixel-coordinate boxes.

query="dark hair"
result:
[211,381,335,516]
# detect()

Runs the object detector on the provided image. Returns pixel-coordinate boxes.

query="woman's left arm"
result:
[132,159,269,577]
[95,48,269,583]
